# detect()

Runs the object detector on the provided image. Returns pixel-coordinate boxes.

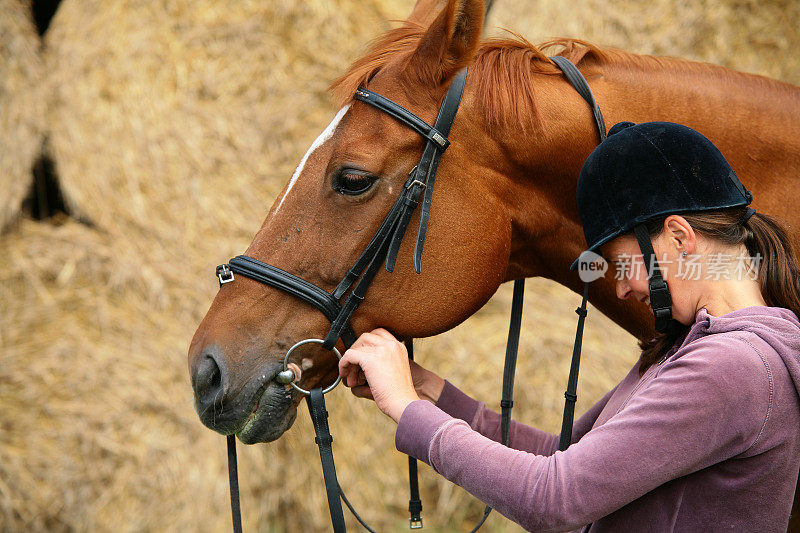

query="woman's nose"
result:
[615,279,632,300]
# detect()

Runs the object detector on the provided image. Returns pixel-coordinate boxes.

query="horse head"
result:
[188,0,516,443]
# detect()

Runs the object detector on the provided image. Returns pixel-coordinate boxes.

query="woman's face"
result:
[600,227,697,325]
[601,234,655,308]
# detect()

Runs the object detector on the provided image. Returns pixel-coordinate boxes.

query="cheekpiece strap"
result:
[353,69,468,274]
[633,224,675,333]
[413,69,468,273]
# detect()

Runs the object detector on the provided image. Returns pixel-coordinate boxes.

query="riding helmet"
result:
[571,121,753,333]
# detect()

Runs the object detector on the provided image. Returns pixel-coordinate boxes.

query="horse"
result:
[188,0,800,528]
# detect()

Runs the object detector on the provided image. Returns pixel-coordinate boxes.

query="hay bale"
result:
[0,0,44,231]
[45,0,410,296]
[0,217,231,531]
[1,0,796,531]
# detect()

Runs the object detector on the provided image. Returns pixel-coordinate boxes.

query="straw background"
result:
[0,0,44,231]
[1,0,798,531]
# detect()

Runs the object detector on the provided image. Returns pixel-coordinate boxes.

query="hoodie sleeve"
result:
[435,380,620,456]
[396,334,771,532]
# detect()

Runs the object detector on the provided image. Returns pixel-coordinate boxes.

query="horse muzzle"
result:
[190,344,297,443]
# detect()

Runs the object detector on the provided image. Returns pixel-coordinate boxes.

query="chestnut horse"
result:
[188,0,800,527]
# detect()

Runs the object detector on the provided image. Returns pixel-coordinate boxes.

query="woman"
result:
[338,122,800,532]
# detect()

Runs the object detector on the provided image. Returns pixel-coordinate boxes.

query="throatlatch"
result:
[548,55,607,451]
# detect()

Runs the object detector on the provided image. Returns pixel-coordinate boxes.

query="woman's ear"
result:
[664,215,696,255]
[403,0,484,86]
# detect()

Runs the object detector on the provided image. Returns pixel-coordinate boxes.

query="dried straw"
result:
[1,0,797,531]
[487,0,800,85]
[0,0,44,231]
[45,0,409,285]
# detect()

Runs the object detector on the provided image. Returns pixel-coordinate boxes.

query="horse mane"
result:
[331,24,797,132]
[470,35,605,130]
[330,27,606,131]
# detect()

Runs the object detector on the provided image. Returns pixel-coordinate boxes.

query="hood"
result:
[674,306,800,397]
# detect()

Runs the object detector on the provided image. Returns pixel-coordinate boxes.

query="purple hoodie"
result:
[396,306,800,532]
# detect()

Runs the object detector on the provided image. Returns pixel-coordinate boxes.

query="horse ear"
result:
[404,0,484,85]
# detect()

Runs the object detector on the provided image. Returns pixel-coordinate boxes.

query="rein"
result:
[215,56,606,531]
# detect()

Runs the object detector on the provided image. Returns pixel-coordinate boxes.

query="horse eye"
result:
[333,169,377,196]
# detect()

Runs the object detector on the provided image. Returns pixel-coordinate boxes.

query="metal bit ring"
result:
[280,338,342,396]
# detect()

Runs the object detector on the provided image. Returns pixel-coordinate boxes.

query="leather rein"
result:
[214,56,606,532]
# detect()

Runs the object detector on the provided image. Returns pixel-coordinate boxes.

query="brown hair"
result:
[637,206,800,373]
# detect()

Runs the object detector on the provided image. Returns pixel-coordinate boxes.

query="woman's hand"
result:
[338,329,444,422]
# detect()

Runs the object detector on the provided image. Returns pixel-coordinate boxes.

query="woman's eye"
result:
[333,170,377,196]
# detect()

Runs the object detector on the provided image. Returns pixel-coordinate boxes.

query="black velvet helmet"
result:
[571,121,753,333]
[572,121,752,269]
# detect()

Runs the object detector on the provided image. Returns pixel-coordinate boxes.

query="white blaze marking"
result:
[301,358,314,371]
[275,104,351,213]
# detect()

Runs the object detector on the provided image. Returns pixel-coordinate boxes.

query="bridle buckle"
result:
[430,130,448,149]
[216,264,235,285]
[408,178,426,191]
[405,165,426,192]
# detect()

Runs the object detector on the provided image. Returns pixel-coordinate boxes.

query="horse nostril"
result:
[192,350,229,408]
[209,362,221,389]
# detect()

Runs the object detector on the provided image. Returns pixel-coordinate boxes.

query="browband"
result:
[354,89,450,150]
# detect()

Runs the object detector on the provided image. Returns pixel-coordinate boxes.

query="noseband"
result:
[214,57,606,532]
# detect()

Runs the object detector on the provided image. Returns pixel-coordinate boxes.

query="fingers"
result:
[339,356,359,386]
[339,348,370,387]
[342,363,367,388]
[349,330,407,363]
[345,368,357,388]
[351,331,387,349]
[339,348,364,375]
[342,365,361,388]
[351,328,401,348]
[369,329,407,355]
[350,384,374,400]
[338,330,417,419]
[346,368,367,388]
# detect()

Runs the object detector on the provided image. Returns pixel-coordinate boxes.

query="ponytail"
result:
[743,212,800,317]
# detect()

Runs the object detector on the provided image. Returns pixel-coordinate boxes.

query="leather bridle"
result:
[213,57,606,532]
[217,69,468,353]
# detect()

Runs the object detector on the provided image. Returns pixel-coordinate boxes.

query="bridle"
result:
[213,56,606,532]
[217,68,468,353]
